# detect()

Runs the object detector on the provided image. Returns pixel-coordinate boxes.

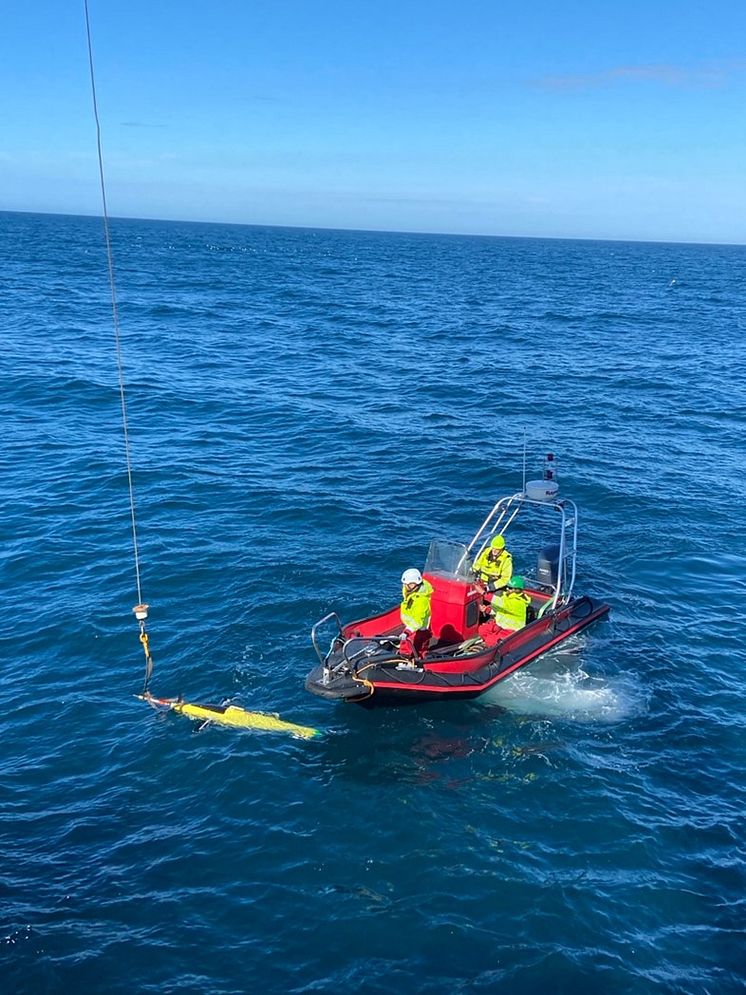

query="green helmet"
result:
[509,575,525,589]
[489,535,505,550]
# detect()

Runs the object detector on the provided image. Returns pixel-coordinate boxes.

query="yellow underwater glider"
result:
[139,693,321,740]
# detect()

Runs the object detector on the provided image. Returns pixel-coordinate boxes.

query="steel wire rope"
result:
[84,0,153,689]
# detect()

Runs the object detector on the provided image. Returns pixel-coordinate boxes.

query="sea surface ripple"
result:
[1,212,745,994]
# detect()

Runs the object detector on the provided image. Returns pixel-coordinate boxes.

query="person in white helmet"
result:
[399,568,434,659]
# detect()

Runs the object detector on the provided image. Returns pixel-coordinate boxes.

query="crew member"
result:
[492,576,531,633]
[474,534,513,591]
[399,568,433,659]
[473,534,513,618]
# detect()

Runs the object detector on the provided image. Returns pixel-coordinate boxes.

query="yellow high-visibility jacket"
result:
[492,589,531,631]
[474,548,513,588]
[400,579,434,632]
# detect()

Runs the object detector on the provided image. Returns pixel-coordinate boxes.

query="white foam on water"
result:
[482,643,639,723]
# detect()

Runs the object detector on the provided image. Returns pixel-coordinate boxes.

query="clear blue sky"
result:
[3,0,746,242]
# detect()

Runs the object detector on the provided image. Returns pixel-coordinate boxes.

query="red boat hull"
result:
[305,595,610,705]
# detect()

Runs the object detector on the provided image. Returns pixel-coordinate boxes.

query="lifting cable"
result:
[84,0,154,692]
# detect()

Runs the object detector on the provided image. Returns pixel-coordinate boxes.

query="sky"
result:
[3,0,746,242]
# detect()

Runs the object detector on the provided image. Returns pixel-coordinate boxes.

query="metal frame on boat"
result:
[305,461,610,706]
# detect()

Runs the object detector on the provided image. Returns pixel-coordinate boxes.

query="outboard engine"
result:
[537,543,560,587]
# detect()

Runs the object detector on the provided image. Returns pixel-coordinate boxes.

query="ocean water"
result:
[2,210,745,994]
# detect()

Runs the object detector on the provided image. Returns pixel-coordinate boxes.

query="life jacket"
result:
[492,589,531,631]
[400,578,434,631]
[474,547,513,587]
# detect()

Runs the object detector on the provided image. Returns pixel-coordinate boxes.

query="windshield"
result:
[424,540,474,581]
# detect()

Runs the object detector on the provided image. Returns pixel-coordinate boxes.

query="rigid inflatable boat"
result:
[305,459,610,705]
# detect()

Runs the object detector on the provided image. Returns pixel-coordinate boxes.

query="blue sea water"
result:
[2,210,745,994]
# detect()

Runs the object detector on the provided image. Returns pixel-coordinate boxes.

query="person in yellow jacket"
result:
[474,534,513,590]
[492,576,531,633]
[399,568,434,658]
[473,534,513,617]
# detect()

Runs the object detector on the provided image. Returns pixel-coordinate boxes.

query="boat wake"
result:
[481,642,637,723]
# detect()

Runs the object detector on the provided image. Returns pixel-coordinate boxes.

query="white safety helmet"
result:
[401,568,423,585]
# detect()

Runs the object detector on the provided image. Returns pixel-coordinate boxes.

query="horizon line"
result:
[2,207,745,250]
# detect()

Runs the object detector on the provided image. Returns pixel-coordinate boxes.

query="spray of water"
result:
[482,638,638,723]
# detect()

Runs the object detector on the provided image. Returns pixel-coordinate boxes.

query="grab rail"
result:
[311,611,343,665]
[462,492,579,610]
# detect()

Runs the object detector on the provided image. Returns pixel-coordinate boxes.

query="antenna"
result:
[521,430,527,494]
